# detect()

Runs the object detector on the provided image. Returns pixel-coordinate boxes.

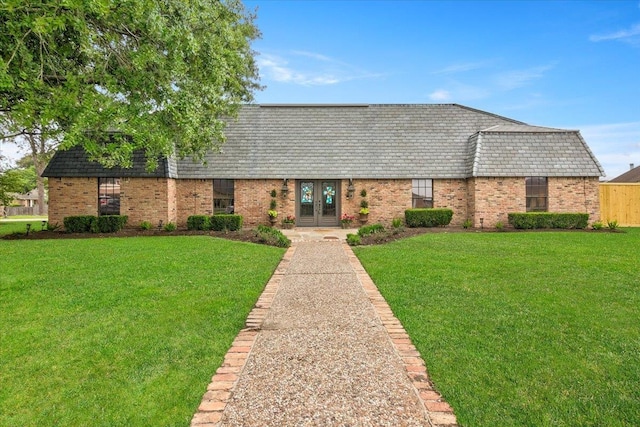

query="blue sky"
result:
[2,1,639,179]
[245,0,640,179]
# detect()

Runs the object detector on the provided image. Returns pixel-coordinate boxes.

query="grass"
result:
[0,220,49,236]
[0,236,285,427]
[354,229,640,427]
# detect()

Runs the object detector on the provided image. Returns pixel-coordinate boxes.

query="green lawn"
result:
[0,236,285,427]
[354,229,640,427]
[0,220,48,236]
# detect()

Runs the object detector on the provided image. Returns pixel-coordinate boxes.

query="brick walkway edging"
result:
[343,243,459,427]
[191,242,458,426]
[190,245,296,426]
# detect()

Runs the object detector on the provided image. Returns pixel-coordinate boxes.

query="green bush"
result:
[591,221,603,230]
[210,214,243,231]
[495,221,504,231]
[346,233,361,246]
[63,215,98,233]
[508,213,589,229]
[140,221,152,230]
[97,215,128,233]
[187,215,211,231]
[255,225,290,248]
[607,219,619,231]
[358,223,385,237]
[404,208,453,228]
[164,222,176,232]
[463,219,473,229]
[392,218,403,228]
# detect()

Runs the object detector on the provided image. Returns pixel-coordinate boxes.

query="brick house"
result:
[43,104,604,229]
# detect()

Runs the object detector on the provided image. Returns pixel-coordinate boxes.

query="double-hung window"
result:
[412,179,433,208]
[526,177,548,212]
[213,179,234,214]
[98,177,121,215]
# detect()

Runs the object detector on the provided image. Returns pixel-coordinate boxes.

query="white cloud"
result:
[494,64,556,91]
[257,51,381,87]
[589,23,640,45]
[432,61,492,75]
[428,89,451,101]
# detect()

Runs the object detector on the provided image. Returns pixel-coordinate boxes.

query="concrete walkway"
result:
[191,237,458,427]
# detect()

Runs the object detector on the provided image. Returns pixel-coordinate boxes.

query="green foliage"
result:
[0,166,37,194]
[210,214,243,231]
[270,189,277,198]
[267,210,278,218]
[360,189,367,197]
[255,225,291,247]
[392,217,403,228]
[346,233,361,246]
[187,215,211,231]
[405,208,453,228]
[495,221,504,231]
[0,236,284,426]
[591,221,603,230]
[139,221,152,230]
[508,212,589,229]
[463,219,473,229]
[269,198,277,210]
[360,199,369,209]
[0,0,261,169]
[607,219,619,230]
[97,215,128,233]
[63,215,98,233]
[163,222,176,232]
[358,223,385,237]
[46,222,60,231]
[354,230,640,426]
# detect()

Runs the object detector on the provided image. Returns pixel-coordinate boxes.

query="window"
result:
[526,177,548,212]
[213,179,234,214]
[412,179,433,208]
[98,177,121,215]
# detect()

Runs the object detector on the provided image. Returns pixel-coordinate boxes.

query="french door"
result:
[296,180,340,227]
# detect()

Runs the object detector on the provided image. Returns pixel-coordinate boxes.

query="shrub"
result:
[210,214,243,231]
[404,208,453,228]
[607,219,619,231]
[63,215,98,233]
[591,221,603,230]
[46,222,61,231]
[255,225,291,248]
[358,223,385,237]
[463,219,473,229]
[507,213,589,229]
[346,233,361,246]
[140,221,152,230]
[495,221,504,231]
[187,215,211,231]
[97,215,128,233]
[164,222,176,232]
[392,217,403,228]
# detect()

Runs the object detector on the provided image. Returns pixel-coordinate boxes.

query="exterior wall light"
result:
[346,179,356,199]
[281,179,289,197]
[480,218,484,229]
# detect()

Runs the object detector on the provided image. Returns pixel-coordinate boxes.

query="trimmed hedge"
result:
[63,215,128,233]
[405,208,453,228]
[255,225,291,248]
[97,215,128,233]
[64,215,98,233]
[508,212,589,229]
[210,214,243,231]
[187,215,211,231]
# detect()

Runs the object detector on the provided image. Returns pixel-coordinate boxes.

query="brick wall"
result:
[470,177,525,228]
[47,177,98,227]
[548,177,600,222]
[434,179,468,226]
[175,179,214,227]
[121,178,175,228]
[235,179,292,227]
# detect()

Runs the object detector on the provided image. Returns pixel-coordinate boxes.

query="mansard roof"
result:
[43,104,604,179]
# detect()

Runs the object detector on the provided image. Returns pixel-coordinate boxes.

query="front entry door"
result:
[297,180,340,227]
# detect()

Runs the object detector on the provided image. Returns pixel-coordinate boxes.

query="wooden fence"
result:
[599,183,640,226]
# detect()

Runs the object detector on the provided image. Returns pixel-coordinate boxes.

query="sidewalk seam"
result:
[190,244,298,427]
[342,243,459,427]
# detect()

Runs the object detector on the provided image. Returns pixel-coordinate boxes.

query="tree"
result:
[0,0,261,170]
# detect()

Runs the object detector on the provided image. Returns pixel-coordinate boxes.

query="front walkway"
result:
[191,238,458,427]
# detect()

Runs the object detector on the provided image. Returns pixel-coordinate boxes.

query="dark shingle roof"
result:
[608,164,640,182]
[43,104,604,179]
